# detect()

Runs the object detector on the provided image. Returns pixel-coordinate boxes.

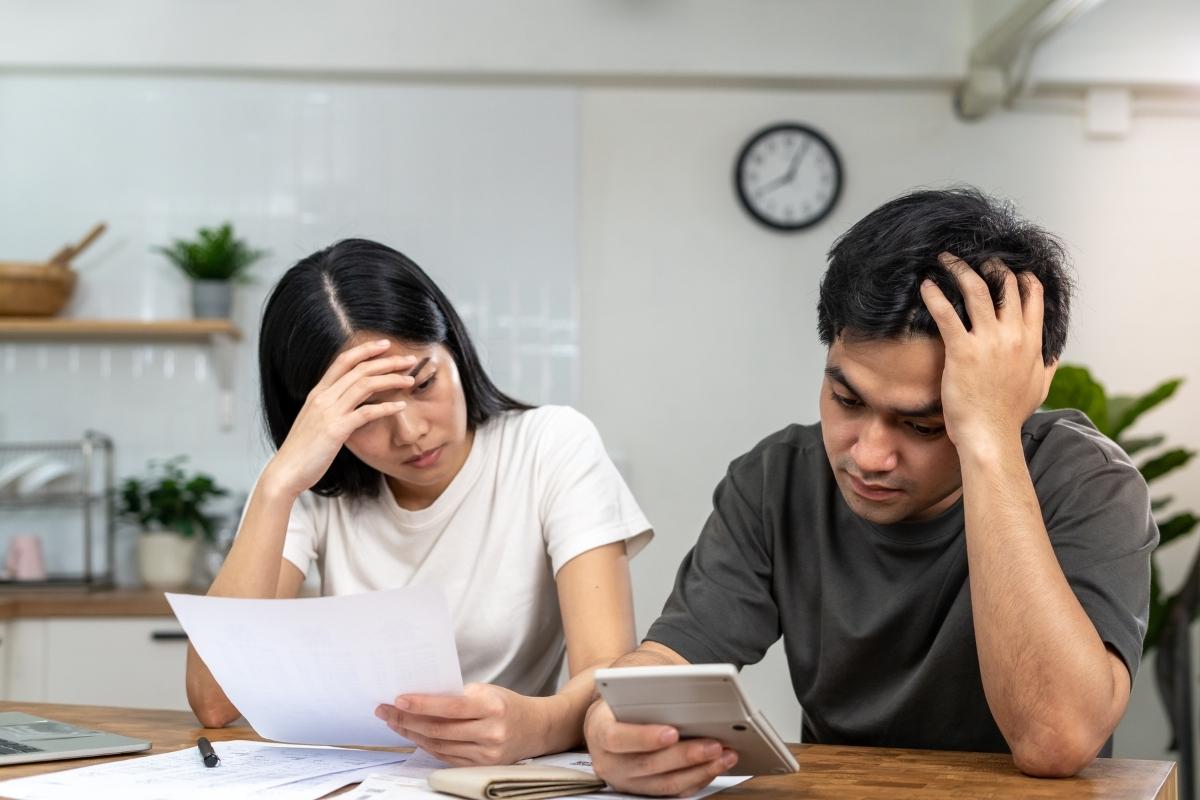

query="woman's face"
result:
[340,333,472,506]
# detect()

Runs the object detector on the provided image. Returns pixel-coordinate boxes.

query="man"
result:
[584,188,1156,796]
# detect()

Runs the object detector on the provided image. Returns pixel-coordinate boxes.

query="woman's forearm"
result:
[185,467,301,726]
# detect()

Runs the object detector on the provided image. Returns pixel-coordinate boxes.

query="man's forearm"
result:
[960,436,1124,776]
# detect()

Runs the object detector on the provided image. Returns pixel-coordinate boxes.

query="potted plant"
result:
[117,457,229,590]
[1043,366,1197,795]
[154,222,268,319]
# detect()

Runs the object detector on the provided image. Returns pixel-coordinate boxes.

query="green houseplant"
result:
[1043,365,1198,796]
[117,457,229,590]
[154,222,268,319]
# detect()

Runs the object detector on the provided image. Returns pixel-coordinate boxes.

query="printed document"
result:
[0,740,411,800]
[167,587,463,746]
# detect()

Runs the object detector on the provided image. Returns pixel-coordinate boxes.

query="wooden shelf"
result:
[0,318,243,429]
[0,318,241,340]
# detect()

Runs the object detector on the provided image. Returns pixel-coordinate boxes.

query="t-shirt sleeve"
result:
[238,467,326,580]
[280,491,326,578]
[536,408,653,575]
[645,453,781,667]
[1044,458,1158,683]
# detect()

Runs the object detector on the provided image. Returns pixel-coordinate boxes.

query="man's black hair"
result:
[817,186,1072,362]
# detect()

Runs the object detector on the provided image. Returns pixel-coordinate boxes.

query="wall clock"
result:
[734,122,843,232]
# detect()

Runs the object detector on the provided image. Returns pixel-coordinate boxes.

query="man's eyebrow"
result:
[407,357,431,378]
[824,364,943,418]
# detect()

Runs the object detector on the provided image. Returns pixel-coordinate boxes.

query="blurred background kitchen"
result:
[0,0,1197,782]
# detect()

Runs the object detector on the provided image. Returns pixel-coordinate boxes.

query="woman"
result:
[185,239,652,765]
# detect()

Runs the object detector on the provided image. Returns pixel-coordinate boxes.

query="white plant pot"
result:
[137,530,198,590]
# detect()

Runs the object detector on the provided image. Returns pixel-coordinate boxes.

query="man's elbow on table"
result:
[1010,723,1106,778]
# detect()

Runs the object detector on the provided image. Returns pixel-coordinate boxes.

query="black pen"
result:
[196,736,220,768]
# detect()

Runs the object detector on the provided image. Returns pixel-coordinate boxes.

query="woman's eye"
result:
[414,374,437,394]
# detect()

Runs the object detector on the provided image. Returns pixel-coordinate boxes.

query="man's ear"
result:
[1041,359,1059,405]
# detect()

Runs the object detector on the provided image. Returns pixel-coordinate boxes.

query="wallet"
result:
[427,765,606,800]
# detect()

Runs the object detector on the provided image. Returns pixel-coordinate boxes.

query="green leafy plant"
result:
[1043,365,1197,783]
[116,457,229,542]
[154,222,267,282]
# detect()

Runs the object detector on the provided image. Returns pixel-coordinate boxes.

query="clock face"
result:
[734,123,842,232]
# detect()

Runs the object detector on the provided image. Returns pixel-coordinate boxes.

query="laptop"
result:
[0,712,150,765]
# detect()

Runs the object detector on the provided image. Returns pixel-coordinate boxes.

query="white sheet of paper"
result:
[167,587,464,746]
[0,740,409,800]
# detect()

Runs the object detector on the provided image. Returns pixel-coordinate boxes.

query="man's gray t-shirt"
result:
[645,409,1157,754]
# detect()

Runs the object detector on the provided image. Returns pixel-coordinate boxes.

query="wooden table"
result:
[0,702,1177,799]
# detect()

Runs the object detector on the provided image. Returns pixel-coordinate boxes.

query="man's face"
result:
[819,334,963,524]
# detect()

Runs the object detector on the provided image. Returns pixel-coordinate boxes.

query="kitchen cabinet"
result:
[0,591,191,711]
[5,617,190,710]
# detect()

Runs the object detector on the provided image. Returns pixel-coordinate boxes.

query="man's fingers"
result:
[601,721,681,755]
[618,739,726,778]
[937,251,997,330]
[618,751,733,798]
[919,278,966,342]
[1018,271,1045,336]
[992,262,1022,324]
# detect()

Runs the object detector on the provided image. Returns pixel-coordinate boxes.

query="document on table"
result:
[167,586,463,746]
[340,751,750,800]
[0,740,414,800]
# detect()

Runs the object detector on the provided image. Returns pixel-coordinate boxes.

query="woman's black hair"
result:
[817,186,1073,362]
[259,239,532,498]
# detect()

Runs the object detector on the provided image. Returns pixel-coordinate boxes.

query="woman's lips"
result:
[405,445,444,469]
[846,472,902,501]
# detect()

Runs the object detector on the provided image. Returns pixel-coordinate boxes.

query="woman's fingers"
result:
[338,372,416,414]
[310,338,392,394]
[324,354,419,406]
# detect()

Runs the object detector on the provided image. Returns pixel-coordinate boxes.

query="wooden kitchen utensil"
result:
[0,222,106,316]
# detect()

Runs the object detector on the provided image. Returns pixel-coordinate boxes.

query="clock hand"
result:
[755,170,793,197]
[785,140,812,181]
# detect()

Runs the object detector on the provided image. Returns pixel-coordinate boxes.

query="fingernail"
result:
[394,697,410,710]
[659,728,678,745]
[722,752,738,769]
[376,339,390,347]
[703,743,722,759]
[921,279,934,289]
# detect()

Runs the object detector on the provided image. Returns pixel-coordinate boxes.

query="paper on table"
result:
[341,751,749,800]
[0,740,410,800]
[167,587,463,746]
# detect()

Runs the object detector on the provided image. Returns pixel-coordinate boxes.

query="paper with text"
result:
[167,587,463,746]
[0,740,409,800]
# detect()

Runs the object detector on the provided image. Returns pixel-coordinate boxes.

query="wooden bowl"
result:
[0,261,78,316]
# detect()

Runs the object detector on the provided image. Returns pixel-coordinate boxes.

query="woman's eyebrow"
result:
[407,357,431,378]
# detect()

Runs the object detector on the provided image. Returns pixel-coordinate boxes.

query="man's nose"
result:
[850,418,898,475]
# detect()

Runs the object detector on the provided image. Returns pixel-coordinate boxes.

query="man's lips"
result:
[846,472,902,500]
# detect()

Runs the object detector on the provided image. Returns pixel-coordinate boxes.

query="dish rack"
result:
[0,431,115,589]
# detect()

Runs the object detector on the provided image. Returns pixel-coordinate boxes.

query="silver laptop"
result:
[0,712,150,765]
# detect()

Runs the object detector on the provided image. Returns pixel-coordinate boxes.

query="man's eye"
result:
[833,392,860,409]
[907,422,944,437]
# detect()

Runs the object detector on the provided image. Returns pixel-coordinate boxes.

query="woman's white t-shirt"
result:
[278,405,652,698]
